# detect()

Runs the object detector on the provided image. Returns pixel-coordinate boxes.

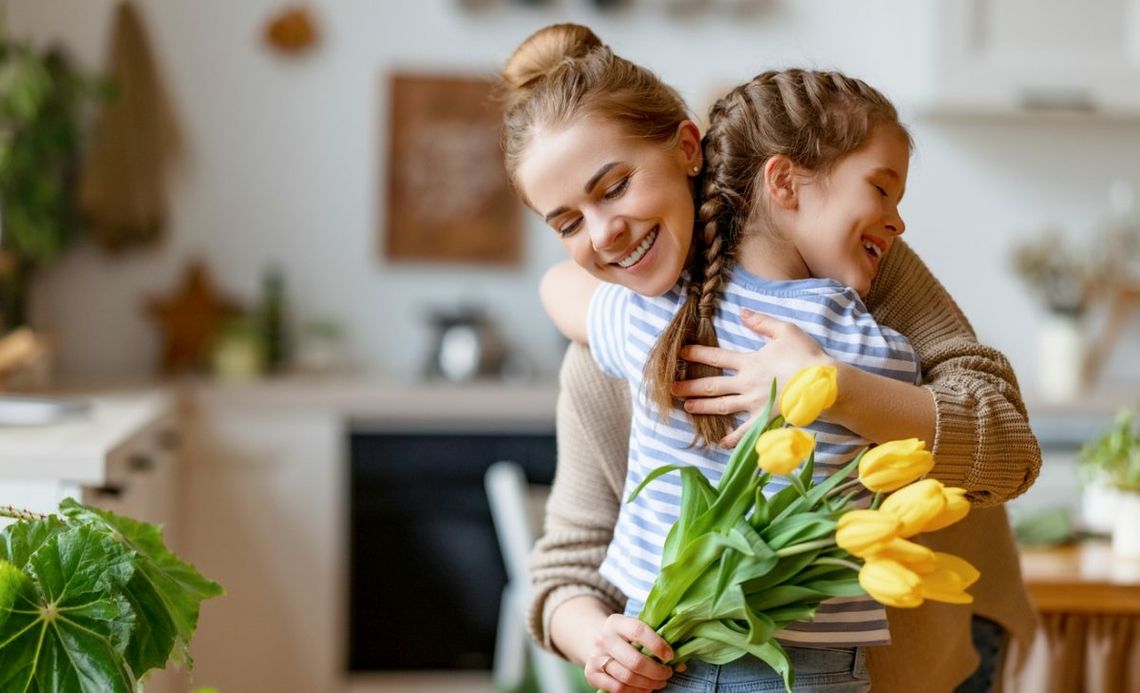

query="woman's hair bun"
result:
[502,23,602,90]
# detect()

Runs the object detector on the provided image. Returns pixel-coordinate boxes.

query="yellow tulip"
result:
[836,510,901,557]
[858,558,924,608]
[755,428,814,475]
[779,365,838,426]
[879,479,947,538]
[857,438,935,493]
[917,553,980,604]
[869,537,937,573]
[920,486,971,533]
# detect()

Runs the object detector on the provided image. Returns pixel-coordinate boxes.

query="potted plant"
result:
[0,33,96,331]
[1010,228,1099,401]
[0,499,222,690]
[1079,409,1140,556]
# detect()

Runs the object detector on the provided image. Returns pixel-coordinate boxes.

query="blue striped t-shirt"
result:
[587,265,921,647]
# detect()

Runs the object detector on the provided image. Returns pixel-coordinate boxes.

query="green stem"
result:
[774,538,835,557]
[789,474,808,498]
[827,478,864,498]
[870,491,884,509]
[813,556,863,572]
[0,506,50,522]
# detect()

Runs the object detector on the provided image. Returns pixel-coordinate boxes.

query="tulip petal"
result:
[880,479,947,537]
[857,438,935,493]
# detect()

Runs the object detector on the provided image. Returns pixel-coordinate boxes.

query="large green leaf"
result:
[0,517,69,569]
[0,526,137,693]
[58,499,224,674]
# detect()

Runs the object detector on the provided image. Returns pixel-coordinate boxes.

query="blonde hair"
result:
[645,69,910,447]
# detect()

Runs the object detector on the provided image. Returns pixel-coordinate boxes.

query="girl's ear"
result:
[675,120,703,173]
[763,155,799,210]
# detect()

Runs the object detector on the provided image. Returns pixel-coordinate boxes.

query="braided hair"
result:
[644,69,909,447]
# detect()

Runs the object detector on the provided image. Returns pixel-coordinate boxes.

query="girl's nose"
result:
[887,210,906,236]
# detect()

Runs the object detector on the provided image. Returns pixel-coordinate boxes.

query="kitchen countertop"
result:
[179,375,560,427]
[0,389,171,484]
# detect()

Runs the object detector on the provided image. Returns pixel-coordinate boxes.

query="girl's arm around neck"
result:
[827,361,936,447]
[540,260,599,343]
[864,240,1042,506]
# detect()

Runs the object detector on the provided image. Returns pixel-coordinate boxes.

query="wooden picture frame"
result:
[383,73,521,265]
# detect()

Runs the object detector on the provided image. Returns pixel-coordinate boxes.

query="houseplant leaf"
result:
[0,526,137,692]
[59,498,224,674]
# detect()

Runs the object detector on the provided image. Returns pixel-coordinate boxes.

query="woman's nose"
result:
[589,214,626,252]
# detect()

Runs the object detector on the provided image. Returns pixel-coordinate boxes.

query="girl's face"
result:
[789,123,910,296]
[516,117,701,297]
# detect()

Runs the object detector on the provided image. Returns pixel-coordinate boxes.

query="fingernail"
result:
[740,308,754,318]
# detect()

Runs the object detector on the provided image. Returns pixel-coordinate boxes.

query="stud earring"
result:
[691,165,700,175]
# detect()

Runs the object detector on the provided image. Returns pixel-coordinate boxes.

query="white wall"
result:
[7,0,1140,391]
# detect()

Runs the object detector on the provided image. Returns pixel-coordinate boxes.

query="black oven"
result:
[347,424,556,671]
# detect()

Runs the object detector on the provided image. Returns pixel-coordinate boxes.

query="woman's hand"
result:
[671,309,834,447]
[585,613,678,692]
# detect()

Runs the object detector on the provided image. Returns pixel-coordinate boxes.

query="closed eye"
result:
[874,184,888,197]
[556,216,582,238]
[604,176,630,200]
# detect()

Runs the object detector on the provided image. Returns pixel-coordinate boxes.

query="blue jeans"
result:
[662,646,869,692]
[955,616,1008,693]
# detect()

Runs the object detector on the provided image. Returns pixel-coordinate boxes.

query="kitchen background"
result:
[6,0,1140,389]
[3,1,1140,692]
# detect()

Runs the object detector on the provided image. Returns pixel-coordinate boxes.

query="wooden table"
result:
[1021,540,1140,614]
[1012,541,1140,692]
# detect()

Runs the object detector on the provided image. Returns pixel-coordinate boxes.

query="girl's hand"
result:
[585,613,678,692]
[671,310,834,448]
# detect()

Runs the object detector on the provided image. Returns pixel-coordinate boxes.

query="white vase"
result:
[1112,491,1140,558]
[1039,313,1085,403]
[1081,480,1120,534]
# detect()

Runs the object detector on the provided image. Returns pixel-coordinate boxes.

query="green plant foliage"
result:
[0,500,223,692]
[1080,409,1140,493]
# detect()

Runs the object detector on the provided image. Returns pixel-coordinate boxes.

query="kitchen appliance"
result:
[424,306,507,381]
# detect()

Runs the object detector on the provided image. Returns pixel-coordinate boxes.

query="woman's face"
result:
[516,117,701,297]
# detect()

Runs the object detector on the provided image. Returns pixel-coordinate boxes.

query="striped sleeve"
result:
[587,282,631,379]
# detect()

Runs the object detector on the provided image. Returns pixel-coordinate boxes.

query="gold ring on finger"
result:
[600,654,614,676]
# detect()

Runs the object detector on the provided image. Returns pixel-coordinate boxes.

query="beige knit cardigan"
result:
[529,240,1041,693]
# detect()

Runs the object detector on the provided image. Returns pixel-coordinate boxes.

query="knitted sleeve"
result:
[527,342,630,653]
[865,241,1042,507]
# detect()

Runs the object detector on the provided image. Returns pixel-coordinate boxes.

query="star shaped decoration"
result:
[145,261,239,374]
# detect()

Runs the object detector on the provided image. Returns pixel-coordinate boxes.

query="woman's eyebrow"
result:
[543,161,621,222]
[584,161,620,193]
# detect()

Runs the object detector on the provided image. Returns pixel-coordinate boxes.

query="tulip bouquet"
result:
[628,365,978,692]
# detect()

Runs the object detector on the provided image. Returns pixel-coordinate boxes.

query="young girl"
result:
[534,71,916,693]
[501,24,1039,693]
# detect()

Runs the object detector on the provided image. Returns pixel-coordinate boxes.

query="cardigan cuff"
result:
[927,384,980,490]
[533,584,626,656]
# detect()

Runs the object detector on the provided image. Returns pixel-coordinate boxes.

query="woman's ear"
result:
[675,120,703,173]
[763,155,799,210]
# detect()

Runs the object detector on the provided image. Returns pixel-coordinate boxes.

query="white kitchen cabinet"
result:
[0,391,186,693]
[925,0,1140,118]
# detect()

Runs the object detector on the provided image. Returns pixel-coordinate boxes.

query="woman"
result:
[502,23,1040,693]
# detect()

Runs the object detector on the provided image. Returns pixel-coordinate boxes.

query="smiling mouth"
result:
[861,236,885,261]
[615,227,659,268]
